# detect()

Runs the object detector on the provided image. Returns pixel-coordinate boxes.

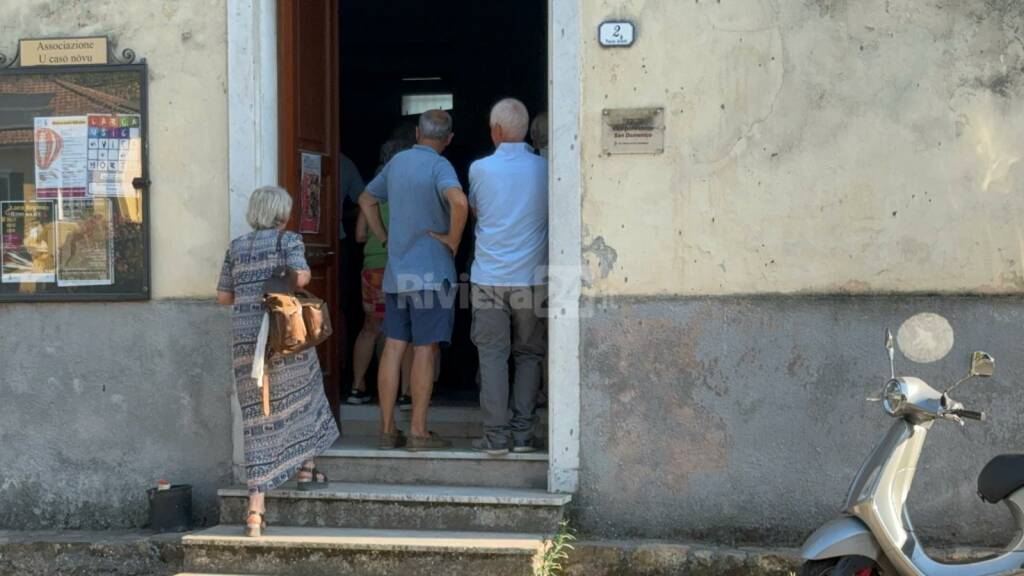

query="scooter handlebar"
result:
[951,408,986,421]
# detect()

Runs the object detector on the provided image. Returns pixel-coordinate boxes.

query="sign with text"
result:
[599,21,635,47]
[20,37,108,67]
[601,108,665,155]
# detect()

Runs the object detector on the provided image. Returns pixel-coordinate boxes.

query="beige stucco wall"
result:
[580,0,1024,296]
[1,0,229,298]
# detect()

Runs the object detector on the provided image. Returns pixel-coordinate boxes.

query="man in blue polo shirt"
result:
[358,109,469,451]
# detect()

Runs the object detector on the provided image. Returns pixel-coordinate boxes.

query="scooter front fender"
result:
[801,516,881,561]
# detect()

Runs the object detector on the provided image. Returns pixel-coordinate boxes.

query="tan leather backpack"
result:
[263,232,333,358]
[264,290,332,356]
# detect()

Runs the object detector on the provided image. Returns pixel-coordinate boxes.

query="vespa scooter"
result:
[799,330,1024,576]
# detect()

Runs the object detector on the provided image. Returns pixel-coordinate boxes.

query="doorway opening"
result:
[334,0,549,449]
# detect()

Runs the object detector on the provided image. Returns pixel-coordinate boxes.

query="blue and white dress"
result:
[218,229,339,493]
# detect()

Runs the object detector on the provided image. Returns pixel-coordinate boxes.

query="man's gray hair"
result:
[490,98,529,141]
[418,109,453,141]
[246,185,292,230]
[530,111,548,150]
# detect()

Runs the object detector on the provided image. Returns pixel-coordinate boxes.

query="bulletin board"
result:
[0,55,150,302]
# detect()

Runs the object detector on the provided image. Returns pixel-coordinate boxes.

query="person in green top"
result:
[348,139,414,405]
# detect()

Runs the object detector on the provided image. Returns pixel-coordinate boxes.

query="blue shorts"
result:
[383,290,456,346]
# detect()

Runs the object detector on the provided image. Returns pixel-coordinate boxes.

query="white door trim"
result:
[227,0,583,495]
[226,0,279,482]
[547,0,583,494]
[227,0,279,240]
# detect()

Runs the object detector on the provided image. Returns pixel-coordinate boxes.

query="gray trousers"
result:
[471,283,547,445]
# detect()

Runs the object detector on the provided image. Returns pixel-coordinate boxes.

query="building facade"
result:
[2,0,1024,547]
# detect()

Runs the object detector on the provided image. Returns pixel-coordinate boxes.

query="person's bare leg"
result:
[378,338,408,434]
[246,491,265,535]
[351,316,381,394]
[409,343,438,438]
[400,345,413,396]
[247,492,265,515]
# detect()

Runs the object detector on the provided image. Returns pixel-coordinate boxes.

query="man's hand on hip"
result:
[428,231,459,255]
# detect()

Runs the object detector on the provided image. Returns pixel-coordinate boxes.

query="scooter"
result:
[799,330,1022,576]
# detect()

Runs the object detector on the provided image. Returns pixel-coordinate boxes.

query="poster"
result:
[34,116,88,199]
[87,114,142,198]
[1,201,56,283]
[56,199,114,287]
[299,152,322,234]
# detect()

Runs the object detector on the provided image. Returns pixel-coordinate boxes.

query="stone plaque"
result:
[20,37,108,67]
[602,107,664,155]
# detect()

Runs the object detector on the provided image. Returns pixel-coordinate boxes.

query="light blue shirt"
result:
[366,145,462,293]
[469,142,548,286]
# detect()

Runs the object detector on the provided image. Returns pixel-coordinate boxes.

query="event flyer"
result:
[299,152,322,234]
[57,198,114,287]
[1,201,57,283]
[34,116,88,199]
[87,114,142,198]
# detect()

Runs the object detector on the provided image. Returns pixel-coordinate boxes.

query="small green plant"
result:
[535,520,577,576]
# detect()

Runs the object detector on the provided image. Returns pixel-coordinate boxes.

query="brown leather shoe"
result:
[406,432,453,452]
[378,430,407,450]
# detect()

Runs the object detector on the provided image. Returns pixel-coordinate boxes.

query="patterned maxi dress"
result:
[218,229,340,493]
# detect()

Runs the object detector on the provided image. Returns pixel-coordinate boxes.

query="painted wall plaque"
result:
[601,108,665,155]
[20,37,108,67]
[599,21,635,47]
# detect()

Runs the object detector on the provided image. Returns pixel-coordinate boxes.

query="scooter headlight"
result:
[882,379,908,416]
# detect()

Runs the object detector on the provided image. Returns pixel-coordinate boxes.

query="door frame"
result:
[226,0,583,494]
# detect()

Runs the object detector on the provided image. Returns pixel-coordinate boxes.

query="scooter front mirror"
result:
[970,351,995,378]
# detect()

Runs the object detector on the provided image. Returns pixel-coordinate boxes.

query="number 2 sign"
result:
[599,21,635,47]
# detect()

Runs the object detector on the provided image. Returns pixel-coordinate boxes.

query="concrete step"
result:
[182,525,545,576]
[219,482,570,533]
[339,404,549,438]
[316,436,549,489]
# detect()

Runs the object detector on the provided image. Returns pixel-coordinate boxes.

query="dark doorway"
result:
[337,1,548,403]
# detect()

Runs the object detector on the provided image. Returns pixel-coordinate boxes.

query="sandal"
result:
[245,510,266,538]
[296,465,329,491]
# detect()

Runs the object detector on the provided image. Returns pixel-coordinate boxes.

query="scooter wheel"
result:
[799,558,882,576]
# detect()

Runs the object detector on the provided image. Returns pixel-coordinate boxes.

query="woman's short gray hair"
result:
[246,185,293,230]
[490,98,530,141]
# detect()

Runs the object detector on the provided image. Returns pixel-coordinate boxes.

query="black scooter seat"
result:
[978,454,1024,503]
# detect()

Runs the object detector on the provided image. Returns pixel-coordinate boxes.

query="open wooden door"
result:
[278,0,343,417]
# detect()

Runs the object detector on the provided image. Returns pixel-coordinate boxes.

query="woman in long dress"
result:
[216,185,340,537]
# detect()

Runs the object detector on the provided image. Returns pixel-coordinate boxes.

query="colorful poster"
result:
[299,152,322,234]
[34,116,88,199]
[87,114,142,198]
[56,199,114,287]
[1,201,56,283]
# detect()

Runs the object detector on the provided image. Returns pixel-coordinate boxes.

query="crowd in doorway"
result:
[216,99,548,536]
[344,99,550,455]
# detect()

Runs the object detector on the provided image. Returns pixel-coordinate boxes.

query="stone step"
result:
[316,436,549,489]
[219,482,570,534]
[339,404,549,438]
[182,525,545,576]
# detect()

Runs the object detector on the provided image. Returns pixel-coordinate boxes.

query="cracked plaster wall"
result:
[0,0,229,298]
[578,296,1024,544]
[581,0,1024,296]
